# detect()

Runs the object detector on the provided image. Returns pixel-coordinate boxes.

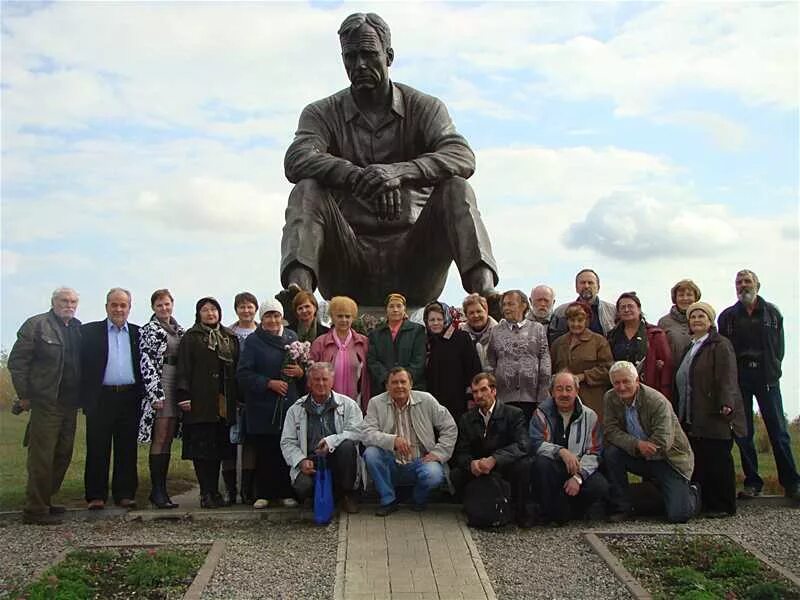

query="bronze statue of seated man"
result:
[280,12,498,307]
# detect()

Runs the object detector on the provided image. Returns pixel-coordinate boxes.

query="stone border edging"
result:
[584,533,651,599]
[457,515,498,600]
[184,540,226,600]
[585,530,800,600]
[333,513,347,600]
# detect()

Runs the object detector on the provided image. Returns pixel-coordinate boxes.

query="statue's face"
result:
[341,24,393,92]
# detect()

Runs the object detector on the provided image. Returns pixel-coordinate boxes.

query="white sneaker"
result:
[253,498,269,509]
[280,498,298,507]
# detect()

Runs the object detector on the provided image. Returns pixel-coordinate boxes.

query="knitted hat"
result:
[195,297,222,323]
[385,292,406,307]
[670,279,702,304]
[258,298,284,319]
[686,301,716,323]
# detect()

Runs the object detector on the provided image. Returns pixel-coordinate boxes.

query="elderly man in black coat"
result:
[451,373,534,528]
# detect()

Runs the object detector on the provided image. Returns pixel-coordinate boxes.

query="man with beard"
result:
[528,285,558,345]
[279,12,498,307]
[718,269,799,501]
[550,269,616,341]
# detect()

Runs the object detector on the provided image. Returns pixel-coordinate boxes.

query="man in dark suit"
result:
[451,372,534,528]
[80,287,144,509]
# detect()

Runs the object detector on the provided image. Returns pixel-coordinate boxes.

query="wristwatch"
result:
[572,474,583,485]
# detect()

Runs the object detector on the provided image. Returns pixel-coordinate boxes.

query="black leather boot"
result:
[194,460,218,509]
[149,454,178,509]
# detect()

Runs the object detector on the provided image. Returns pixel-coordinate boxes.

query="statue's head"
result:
[338,13,394,92]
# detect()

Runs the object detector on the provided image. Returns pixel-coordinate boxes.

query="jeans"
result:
[363,446,444,506]
[604,445,698,523]
[734,372,799,492]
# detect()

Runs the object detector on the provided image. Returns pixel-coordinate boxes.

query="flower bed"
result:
[600,532,800,600]
[15,545,208,599]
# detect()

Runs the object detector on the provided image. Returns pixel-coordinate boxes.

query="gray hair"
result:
[609,361,639,381]
[308,362,334,377]
[51,287,79,305]
[338,13,391,50]
[736,269,760,291]
[550,369,580,391]
[106,287,132,304]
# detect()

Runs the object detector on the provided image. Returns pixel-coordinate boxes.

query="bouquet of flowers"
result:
[285,340,312,369]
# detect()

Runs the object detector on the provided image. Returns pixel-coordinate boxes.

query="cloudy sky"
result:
[2,2,798,415]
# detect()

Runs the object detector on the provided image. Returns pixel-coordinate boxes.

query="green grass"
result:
[17,546,206,599]
[606,533,800,600]
[0,411,196,511]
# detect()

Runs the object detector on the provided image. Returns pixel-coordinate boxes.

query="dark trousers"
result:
[281,177,497,306]
[531,455,609,523]
[252,434,294,500]
[734,371,799,492]
[84,389,139,503]
[605,444,698,523]
[690,436,736,514]
[292,439,359,501]
[451,457,533,519]
[24,399,77,514]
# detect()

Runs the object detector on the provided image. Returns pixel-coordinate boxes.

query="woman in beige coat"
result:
[550,302,614,420]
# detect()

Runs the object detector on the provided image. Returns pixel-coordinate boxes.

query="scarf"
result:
[333,329,358,400]
[151,313,183,338]
[199,322,234,364]
[297,320,318,343]
[670,305,688,325]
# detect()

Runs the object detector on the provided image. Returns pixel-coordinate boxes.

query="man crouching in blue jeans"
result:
[361,367,457,516]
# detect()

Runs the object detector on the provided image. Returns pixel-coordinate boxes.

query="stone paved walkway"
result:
[336,507,496,600]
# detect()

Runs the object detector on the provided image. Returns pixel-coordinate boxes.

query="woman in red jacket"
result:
[607,292,674,400]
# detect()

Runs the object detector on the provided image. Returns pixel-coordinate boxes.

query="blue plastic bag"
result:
[314,455,334,525]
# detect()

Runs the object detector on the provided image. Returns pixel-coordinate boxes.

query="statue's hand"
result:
[353,163,406,200]
[373,189,402,221]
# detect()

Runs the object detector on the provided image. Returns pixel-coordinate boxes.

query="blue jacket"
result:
[237,327,301,436]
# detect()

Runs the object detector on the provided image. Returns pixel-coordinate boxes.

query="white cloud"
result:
[564,191,740,259]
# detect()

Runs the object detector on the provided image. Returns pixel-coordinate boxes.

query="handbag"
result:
[313,455,335,525]
[463,472,512,528]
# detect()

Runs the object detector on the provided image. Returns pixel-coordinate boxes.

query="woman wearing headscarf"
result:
[176,297,239,509]
[310,295,371,411]
[674,301,745,517]
[550,302,613,420]
[237,298,304,509]
[607,292,674,400]
[423,301,482,422]
[367,293,427,393]
[657,279,702,364]
[138,289,185,509]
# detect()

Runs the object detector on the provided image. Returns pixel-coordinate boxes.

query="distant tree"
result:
[0,349,19,409]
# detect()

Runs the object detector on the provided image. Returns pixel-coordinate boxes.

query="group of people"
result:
[8,267,798,527]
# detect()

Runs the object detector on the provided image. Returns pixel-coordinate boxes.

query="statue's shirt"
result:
[284,82,475,234]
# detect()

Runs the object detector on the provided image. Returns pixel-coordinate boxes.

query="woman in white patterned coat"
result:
[138,289,185,509]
